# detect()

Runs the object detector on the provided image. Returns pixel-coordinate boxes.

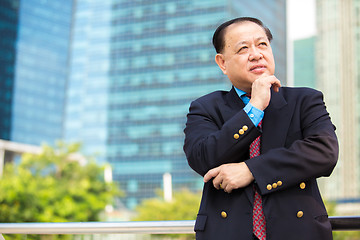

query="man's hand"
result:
[250,75,281,111]
[203,162,254,193]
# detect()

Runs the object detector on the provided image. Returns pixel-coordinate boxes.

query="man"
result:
[183,17,338,240]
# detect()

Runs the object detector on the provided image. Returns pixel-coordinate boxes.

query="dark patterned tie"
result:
[250,121,266,240]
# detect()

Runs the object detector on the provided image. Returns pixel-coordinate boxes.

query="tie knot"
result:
[245,93,251,98]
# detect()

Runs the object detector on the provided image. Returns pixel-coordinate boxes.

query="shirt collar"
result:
[234,86,247,98]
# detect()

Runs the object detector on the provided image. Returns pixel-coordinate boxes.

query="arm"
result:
[183,94,261,177]
[184,76,282,182]
[246,89,338,195]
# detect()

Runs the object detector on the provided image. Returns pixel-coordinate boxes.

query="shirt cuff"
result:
[243,103,264,127]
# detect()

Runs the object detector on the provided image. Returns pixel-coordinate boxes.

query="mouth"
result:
[250,64,267,72]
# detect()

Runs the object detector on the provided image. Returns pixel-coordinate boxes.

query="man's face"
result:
[215,21,275,92]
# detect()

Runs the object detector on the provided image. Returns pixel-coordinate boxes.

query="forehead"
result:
[223,21,267,44]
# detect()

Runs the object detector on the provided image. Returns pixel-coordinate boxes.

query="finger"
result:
[223,185,232,193]
[212,175,223,190]
[203,167,220,183]
[272,83,280,92]
[269,77,281,92]
[273,79,281,86]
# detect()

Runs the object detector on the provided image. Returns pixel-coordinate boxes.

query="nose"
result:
[249,47,263,61]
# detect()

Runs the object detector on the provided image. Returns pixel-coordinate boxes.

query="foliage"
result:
[132,188,201,240]
[0,142,122,240]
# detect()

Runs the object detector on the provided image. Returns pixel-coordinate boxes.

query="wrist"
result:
[249,99,266,111]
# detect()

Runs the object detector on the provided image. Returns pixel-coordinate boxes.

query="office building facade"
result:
[2,0,287,209]
[0,0,19,140]
[316,0,360,200]
[63,0,111,162]
[10,0,73,145]
[104,0,287,208]
[0,0,73,146]
[293,36,316,88]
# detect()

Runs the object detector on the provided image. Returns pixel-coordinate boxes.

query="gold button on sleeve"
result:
[234,134,239,139]
[277,181,283,186]
[297,211,304,218]
[239,129,245,135]
[266,184,272,190]
[300,182,306,189]
[272,183,278,189]
[221,211,227,218]
[242,125,248,131]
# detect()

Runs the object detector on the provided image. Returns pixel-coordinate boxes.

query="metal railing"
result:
[0,220,195,234]
[330,216,360,231]
[0,217,359,235]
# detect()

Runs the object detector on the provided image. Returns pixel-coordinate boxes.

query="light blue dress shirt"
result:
[234,87,264,127]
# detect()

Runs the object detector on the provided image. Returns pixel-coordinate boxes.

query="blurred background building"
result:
[63,0,287,209]
[293,36,316,88]
[0,0,19,140]
[0,0,73,145]
[315,0,360,207]
[64,0,111,163]
[1,0,359,212]
[291,0,360,213]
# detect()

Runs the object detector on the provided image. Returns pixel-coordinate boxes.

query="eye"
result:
[237,46,248,53]
[259,42,268,47]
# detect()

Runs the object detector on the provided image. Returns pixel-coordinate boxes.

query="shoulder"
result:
[280,86,322,95]
[188,89,236,115]
[279,86,323,100]
[193,90,231,104]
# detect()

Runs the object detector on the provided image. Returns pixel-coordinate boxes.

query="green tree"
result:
[0,142,122,239]
[132,188,201,240]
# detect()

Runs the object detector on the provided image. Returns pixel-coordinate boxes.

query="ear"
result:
[215,53,227,74]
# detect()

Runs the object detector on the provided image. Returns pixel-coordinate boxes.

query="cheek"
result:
[233,58,248,69]
[227,57,248,74]
[270,60,276,73]
[266,56,275,73]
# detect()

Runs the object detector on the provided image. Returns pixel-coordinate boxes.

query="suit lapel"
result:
[262,89,291,153]
[223,87,245,121]
[224,87,292,152]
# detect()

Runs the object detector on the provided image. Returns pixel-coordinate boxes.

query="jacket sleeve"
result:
[245,90,339,195]
[183,97,261,176]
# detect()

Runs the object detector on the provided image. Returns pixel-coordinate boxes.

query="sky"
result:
[288,0,317,40]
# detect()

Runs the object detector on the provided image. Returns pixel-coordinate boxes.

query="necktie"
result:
[251,122,266,240]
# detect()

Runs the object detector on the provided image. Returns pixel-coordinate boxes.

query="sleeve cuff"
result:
[243,103,264,127]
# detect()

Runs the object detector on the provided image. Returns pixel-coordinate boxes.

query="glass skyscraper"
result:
[2,0,287,210]
[0,0,19,140]
[0,0,73,146]
[102,0,287,208]
[316,0,360,202]
[64,0,111,163]
[293,37,316,88]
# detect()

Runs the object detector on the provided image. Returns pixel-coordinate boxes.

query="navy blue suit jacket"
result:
[183,87,338,240]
